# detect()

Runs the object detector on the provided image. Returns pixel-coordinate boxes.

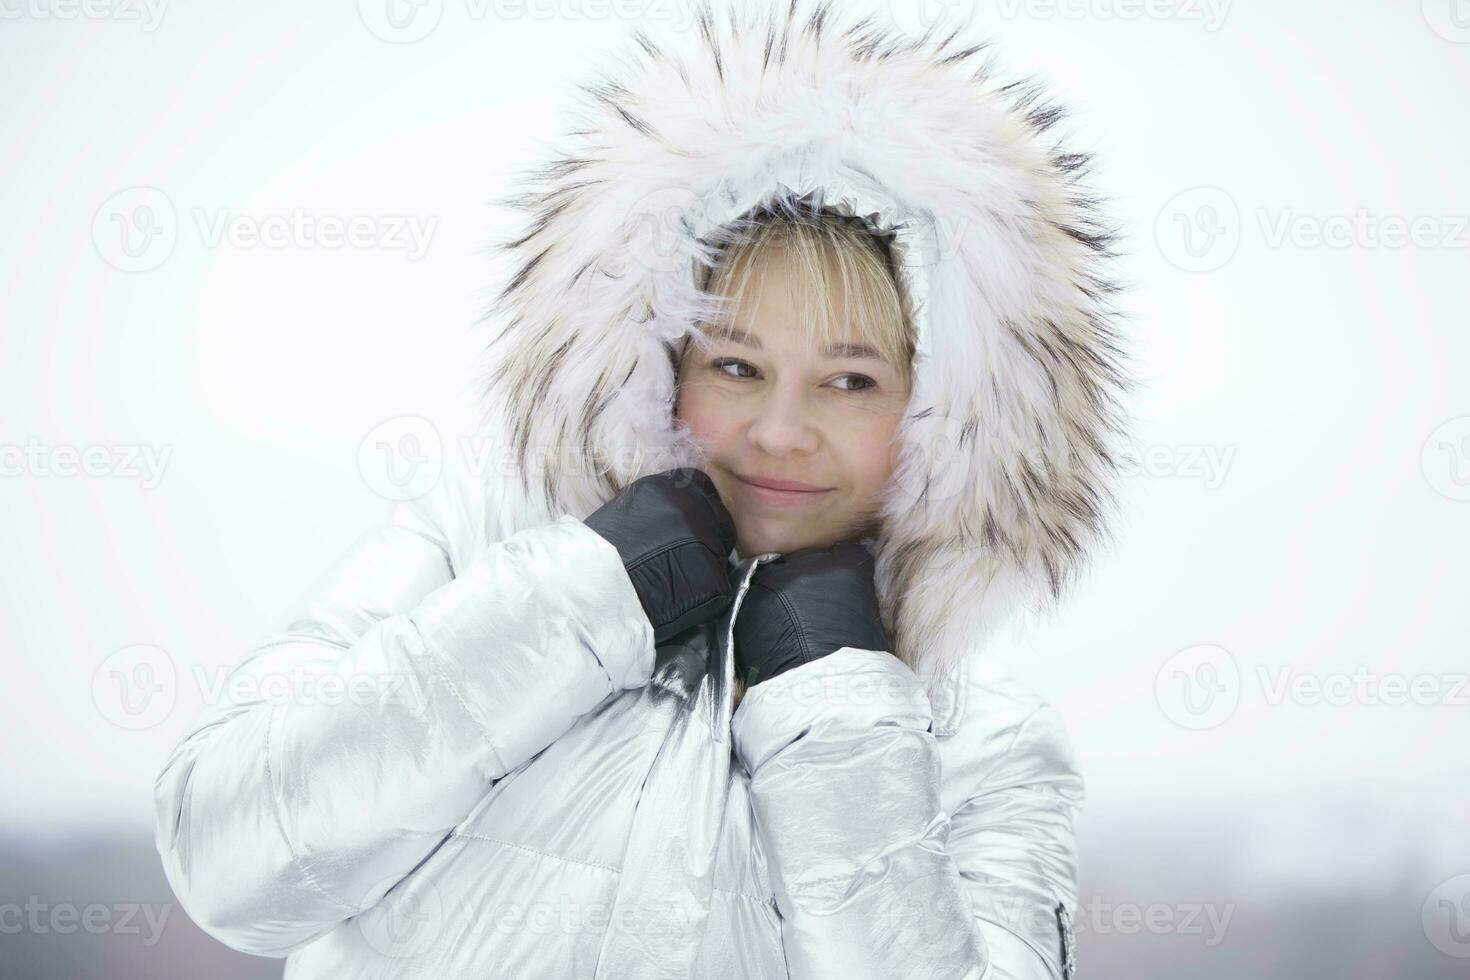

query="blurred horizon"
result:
[6,813,1468,978]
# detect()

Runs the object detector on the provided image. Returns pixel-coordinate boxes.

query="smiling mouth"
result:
[733,473,833,507]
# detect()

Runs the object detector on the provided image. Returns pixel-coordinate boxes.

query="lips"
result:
[736,473,830,492]
[733,472,833,508]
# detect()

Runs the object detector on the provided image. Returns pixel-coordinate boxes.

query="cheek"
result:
[840,413,905,494]
[674,371,733,448]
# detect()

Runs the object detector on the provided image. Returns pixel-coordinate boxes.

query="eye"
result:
[710,358,757,379]
[830,373,877,393]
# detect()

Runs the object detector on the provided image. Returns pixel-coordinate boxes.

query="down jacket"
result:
[154,1,1130,977]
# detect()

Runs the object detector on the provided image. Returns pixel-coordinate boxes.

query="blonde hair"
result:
[678,199,917,379]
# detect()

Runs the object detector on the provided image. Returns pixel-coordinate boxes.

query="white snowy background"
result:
[1,1,1466,976]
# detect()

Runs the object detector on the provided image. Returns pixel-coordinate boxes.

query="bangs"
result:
[686,203,916,377]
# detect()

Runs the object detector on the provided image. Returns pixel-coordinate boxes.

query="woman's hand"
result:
[583,467,738,645]
[733,538,890,689]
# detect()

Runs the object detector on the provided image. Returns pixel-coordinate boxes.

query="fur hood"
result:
[474,0,1132,695]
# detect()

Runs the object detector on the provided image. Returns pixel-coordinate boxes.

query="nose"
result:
[745,383,821,457]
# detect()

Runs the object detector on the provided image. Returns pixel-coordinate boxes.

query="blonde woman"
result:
[154,1,1130,976]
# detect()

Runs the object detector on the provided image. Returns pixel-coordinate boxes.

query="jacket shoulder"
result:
[392,462,509,575]
[936,658,1085,812]
[270,464,500,648]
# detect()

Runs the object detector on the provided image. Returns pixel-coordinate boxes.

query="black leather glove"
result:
[582,467,738,646]
[733,538,890,688]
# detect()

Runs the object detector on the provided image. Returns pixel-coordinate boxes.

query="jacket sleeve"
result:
[730,647,1083,980]
[152,475,655,958]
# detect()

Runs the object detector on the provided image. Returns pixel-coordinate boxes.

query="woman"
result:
[153,2,1129,977]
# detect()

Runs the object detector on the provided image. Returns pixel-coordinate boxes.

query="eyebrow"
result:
[705,323,885,361]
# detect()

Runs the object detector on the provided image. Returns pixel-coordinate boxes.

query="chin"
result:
[735,521,828,558]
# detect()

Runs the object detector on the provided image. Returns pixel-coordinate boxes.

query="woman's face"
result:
[673,247,912,559]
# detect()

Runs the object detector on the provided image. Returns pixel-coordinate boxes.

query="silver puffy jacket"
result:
[153,465,1083,979]
[155,1,1130,974]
